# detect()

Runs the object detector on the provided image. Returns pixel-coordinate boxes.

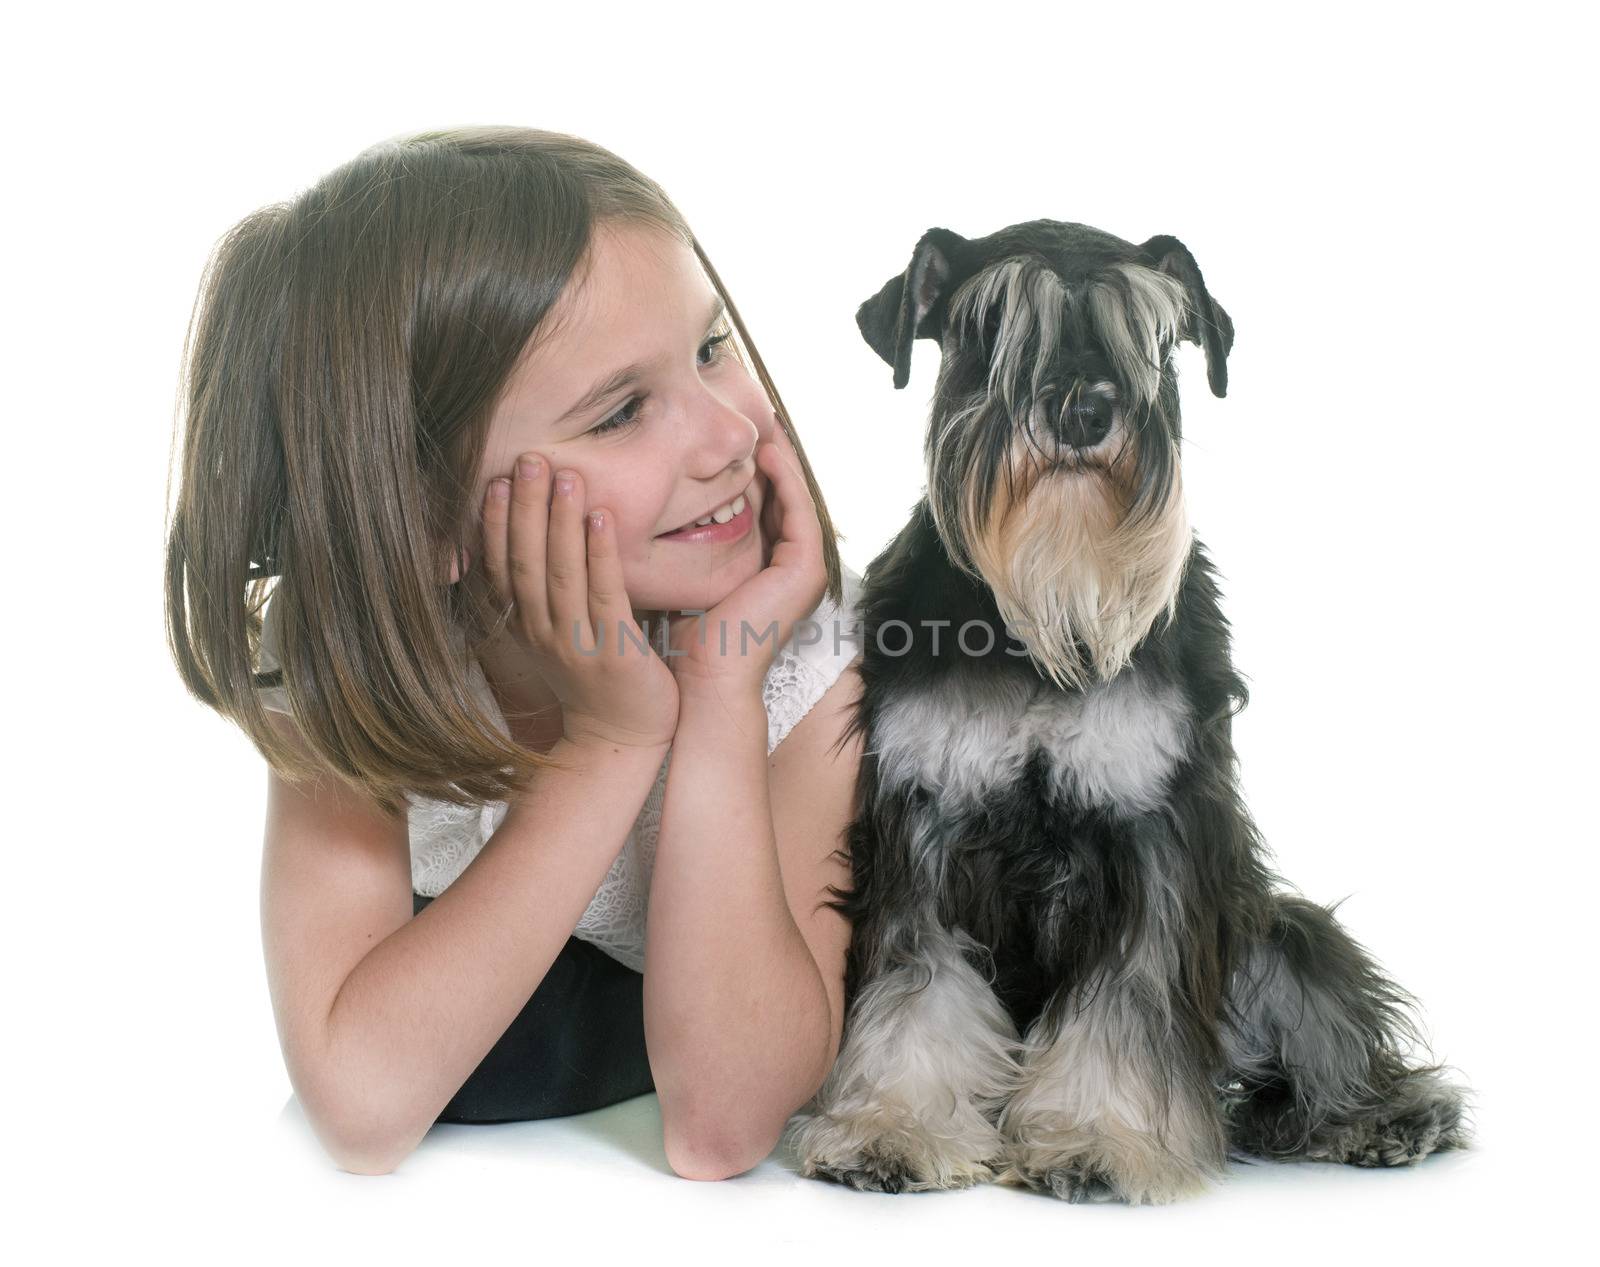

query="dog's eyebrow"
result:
[553,294,728,427]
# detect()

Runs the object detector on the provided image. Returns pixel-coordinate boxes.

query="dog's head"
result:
[857,220,1233,689]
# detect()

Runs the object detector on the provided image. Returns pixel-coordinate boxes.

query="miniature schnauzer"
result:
[785,220,1474,1204]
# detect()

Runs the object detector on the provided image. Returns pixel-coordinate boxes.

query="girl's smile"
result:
[653,476,757,544]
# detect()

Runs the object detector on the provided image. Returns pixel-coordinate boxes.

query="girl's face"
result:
[468,221,775,615]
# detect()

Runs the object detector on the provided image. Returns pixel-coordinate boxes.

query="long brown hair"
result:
[164,126,845,818]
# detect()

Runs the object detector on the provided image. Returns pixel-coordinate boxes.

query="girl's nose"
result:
[686,387,758,479]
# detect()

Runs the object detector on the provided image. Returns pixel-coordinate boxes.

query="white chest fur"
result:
[871,666,1193,818]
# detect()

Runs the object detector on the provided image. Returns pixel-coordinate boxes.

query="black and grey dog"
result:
[786,221,1474,1204]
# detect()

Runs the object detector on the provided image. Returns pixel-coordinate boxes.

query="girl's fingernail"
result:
[518,456,542,480]
[555,471,575,494]
[490,478,511,500]
[588,510,605,532]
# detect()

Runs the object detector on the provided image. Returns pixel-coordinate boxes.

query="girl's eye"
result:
[590,396,642,436]
[588,327,735,437]
[698,328,734,368]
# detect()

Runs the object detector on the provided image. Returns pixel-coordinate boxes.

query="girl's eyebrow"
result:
[553,294,727,426]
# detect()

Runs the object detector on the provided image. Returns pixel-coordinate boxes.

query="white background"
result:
[7,0,1594,1260]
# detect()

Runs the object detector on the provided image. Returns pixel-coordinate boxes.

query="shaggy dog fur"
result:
[786,221,1474,1204]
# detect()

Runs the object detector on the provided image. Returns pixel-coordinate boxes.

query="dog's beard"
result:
[936,426,1191,691]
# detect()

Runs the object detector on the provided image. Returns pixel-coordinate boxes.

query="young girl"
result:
[164,126,866,1178]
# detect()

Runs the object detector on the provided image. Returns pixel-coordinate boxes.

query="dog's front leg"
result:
[994,982,1228,1204]
[785,922,1023,1193]
[994,827,1232,1205]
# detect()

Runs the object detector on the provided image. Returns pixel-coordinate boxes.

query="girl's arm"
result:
[643,662,863,1179]
[262,713,668,1175]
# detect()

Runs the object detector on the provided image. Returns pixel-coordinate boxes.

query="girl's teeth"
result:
[692,493,746,528]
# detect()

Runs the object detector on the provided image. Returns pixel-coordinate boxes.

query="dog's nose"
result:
[1054,393,1113,449]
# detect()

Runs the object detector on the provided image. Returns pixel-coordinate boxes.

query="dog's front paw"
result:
[996,1157,1121,1203]
[996,1130,1217,1205]
[788,1108,1003,1193]
[807,1144,995,1194]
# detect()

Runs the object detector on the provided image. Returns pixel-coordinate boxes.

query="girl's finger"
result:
[504,452,553,639]
[759,471,781,559]
[767,423,813,508]
[584,507,638,655]
[767,418,806,475]
[546,467,593,652]
[481,477,512,606]
[758,437,820,554]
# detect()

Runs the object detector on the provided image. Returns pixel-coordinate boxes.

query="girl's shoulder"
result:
[762,562,865,754]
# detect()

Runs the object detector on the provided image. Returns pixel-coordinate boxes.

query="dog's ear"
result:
[1137,234,1234,398]
[856,228,967,389]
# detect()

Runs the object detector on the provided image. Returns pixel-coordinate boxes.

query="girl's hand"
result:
[481,455,680,752]
[665,423,827,698]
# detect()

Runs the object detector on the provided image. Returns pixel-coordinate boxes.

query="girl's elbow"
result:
[300,1086,421,1177]
[332,1141,408,1176]
[664,1124,772,1181]
[319,1115,418,1176]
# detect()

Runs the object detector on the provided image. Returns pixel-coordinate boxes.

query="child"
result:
[164,126,866,1178]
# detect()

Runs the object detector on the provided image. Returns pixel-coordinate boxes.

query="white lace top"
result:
[256,564,865,972]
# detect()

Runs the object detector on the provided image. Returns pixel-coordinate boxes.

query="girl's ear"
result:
[446,545,472,586]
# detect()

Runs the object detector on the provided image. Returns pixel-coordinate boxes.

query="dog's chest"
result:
[863,663,1195,1029]
[869,664,1193,818]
